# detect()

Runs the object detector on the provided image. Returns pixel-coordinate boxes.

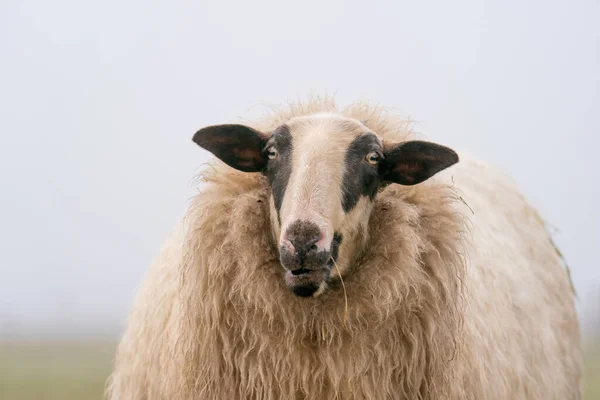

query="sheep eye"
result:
[365,151,380,165]
[267,147,278,160]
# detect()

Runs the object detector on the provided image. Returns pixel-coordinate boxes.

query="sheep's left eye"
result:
[267,147,278,160]
[366,151,380,165]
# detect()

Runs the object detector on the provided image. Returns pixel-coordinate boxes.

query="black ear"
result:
[192,124,271,173]
[379,140,459,185]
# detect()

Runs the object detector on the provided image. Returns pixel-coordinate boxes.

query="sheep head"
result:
[192,113,458,298]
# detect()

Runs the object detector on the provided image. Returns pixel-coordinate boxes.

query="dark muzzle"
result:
[280,220,330,274]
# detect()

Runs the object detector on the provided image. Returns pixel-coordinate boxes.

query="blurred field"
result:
[585,341,600,399]
[0,339,598,399]
[0,341,115,400]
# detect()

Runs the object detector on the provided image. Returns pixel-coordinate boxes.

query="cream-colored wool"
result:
[106,97,583,399]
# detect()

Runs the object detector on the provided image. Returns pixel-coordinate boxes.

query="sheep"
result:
[106,96,583,400]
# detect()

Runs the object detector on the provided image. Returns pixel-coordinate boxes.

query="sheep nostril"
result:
[310,244,318,252]
[281,239,295,254]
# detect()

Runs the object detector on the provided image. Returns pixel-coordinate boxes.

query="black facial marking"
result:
[341,133,383,213]
[328,233,343,266]
[266,125,293,221]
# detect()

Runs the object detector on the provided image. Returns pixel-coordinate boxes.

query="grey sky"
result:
[1,0,598,339]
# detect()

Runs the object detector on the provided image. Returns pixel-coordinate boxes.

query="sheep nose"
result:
[280,220,326,270]
[287,236,319,259]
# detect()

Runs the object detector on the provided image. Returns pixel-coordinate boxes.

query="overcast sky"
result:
[1,0,598,339]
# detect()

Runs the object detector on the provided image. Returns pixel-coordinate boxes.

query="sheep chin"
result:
[284,267,331,298]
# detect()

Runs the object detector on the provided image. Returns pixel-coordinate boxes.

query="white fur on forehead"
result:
[290,111,346,121]
[288,111,365,128]
[286,114,376,146]
[242,96,418,143]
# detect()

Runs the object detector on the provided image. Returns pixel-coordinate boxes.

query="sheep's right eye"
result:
[267,147,278,160]
[365,151,380,166]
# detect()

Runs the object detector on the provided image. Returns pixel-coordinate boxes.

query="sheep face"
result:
[193,113,458,298]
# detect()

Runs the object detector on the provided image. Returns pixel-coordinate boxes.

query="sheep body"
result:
[106,98,583,399]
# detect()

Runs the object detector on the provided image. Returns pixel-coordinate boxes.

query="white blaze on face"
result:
[278,114,366,252]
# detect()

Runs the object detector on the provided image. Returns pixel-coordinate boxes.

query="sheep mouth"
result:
[283,266,331,297]
[290,268,310,276]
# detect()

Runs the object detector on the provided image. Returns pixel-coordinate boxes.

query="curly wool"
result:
[106,97,583,400]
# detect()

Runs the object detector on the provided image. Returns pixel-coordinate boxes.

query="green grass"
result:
[0,340,598,399]
[0,341,115,400]
[584,342,600,400]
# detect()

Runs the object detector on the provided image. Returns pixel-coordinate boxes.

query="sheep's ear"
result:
[192,124,271,173]
[379,140,459,185]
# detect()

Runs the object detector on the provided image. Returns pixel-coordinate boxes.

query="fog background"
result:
[1,0,598,342]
